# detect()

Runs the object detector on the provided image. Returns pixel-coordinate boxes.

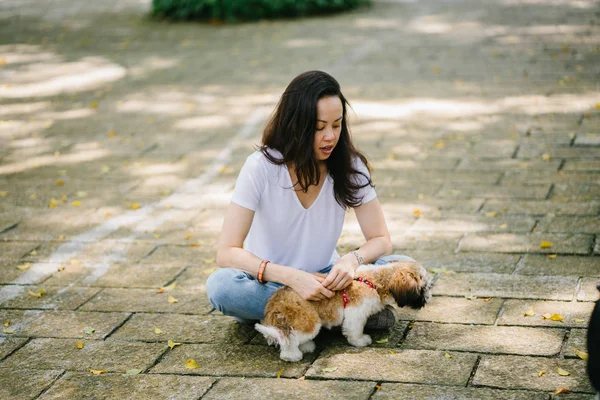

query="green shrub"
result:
[152,0,370,22]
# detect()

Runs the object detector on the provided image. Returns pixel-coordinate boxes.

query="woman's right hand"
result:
[287,270,335,301]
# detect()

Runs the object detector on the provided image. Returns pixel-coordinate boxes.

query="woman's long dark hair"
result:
[260,70,373,209]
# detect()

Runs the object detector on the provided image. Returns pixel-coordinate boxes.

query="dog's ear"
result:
[389,266,432,309]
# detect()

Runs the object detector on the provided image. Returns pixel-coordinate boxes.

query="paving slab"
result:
[78,288,213,314]
[38,372,215,400]
[0,242,40,266]
[0,262,62,284]
[537,216,600,234]
[0,285,102,310]
[436,184,551,200]
[0,368,63,400]
[395,296,502,325]
[566,329,588,358]
[433,273,579,300]
[552,184,600,202]
[139,245,217,268]
[498,300,594,328]
[150,344,310,378]
[0,337,28,360]
[109,314,255,344]
[402,322,565,356]
[410,215,535,233]
[564,160,600,172]
[458,233,593,254]
[203,378,376,400]
[306,348,477,385]
[517,255,600,277]
[482,199,600,216]
[1,338,165,373]
[577,278,600,302]
[473,355,594,393]
[409,251,519,274]
[372,383,547,400]
[0,310,129,339]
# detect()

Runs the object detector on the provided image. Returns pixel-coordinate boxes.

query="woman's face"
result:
[314,96,343,162]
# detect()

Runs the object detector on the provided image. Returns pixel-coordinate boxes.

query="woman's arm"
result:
[321,197,392,290]
[216,202,334,300]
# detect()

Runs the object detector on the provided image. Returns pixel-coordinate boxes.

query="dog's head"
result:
[386,262,432,309]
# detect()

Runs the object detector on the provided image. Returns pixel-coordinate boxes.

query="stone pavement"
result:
[1,0,599,398]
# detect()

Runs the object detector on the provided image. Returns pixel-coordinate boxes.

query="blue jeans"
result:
[206,254,415,322]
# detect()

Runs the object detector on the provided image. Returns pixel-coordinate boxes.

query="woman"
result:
[207,70,413,329]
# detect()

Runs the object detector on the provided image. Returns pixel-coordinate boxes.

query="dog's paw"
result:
[349,334,372,347]
[280,350,303,362]
[299,340,316,353]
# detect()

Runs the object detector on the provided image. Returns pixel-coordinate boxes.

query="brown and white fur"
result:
[255,260,432,362]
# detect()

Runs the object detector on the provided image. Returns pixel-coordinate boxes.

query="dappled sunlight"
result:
[174,115,233,130]
[38,108,96,121]
[0,101,49,117]
[0,44,57,64]
[0,55,126,98]
[0,147,109,175]
[128,56,180,78]
[501,0,598,8]
[0,119,52,139]
[283,38,327,48]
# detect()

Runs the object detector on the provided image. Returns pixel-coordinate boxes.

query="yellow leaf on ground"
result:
[167,295,178,304]
[574,318,585,323]
[540,241,553,249]
[298,376,305,381]
[595,103,600,109]
[485,212,498,217]
[2,327,16,334]
[542,153,551,161]
[0,191,8,197]
[160,282,177,291]
[89,369,105,375]
[29,193,37,199]
[524,308,535,317]
[72,200,82,207]
[417,193,424,200]
[126,368,142,375]
[76,342,84,349]
[17,263,31,271]
[28,288,46,298]
[101,166,110,173]
[499,224,508,229]
[154,327,163,334]
[184,234,194,240]
[130,202,140,210]
[219,166,233,174]
[321,367,337,373]
[49,197,58,208]
[168,340,182,350]
[107,130,116,137]
[153,233,161,239]
[70,259,81,265]
[538,370,546,377]
[541,313,564,322]
[557,367,570,376]
[56,180,65,186]
[412,209,423,218]
[546,254,557,259]
[574,348,589,360]
[185,359,199,369]
[482,297,492,302]
[554,388,571,394]
[76,191,87,198]
[433,141,445,149]
[3,320,10,327]
[58,235,67,240]
[376,338,389,344]
[204,258,215,264]
[276,369,283,378]
[444,352,452,358]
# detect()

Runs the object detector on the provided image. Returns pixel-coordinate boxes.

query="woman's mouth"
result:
[320,145,334,155]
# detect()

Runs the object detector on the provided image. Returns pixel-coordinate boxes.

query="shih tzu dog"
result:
[588,283,600,399]
[255,260,432,362]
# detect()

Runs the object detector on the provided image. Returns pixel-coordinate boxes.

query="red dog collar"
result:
[342,278,376,308]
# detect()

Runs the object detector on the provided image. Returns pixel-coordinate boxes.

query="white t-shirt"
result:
[231,149,376,273]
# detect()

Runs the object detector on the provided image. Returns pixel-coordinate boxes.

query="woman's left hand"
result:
[322,259,356,291]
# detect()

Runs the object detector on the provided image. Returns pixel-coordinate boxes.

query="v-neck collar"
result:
[284,164,329,211]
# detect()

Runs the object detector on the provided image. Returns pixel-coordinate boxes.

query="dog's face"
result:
[388,263,432,309]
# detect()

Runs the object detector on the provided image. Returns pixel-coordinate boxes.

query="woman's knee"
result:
[206,268,249,308]
[374,254,416,265]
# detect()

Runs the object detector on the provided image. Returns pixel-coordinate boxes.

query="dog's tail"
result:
[255,323,288,348]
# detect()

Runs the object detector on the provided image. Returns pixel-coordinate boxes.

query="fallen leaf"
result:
[70,259,81,265]
[554,388,571,395]
[485,212,498,217]
[595,103,600,109]
[168,340,182,350]
[56,180,65,186]
[49,197,59,208]
[204,258,215,264]
[29,250,37,256]
[433,141,445,149]
[557,367,570,376]
[76,191,87,198]
[167,295,178,304]
[465,294,477,300]
[524,308,535,317]
[542,153,551,161]
[131,202,140,210]
[408,322,414,329]
[321,367,337,373]
[185,359,199,369]
[538,370,546,377]
[29,193,37,200]
[160,282,177,291]
[219,166,233,174]
[107,130,116,137]
[156,288,164,294]
[298,376,305,381]
[90,102,98,109]
[412,209,423,218]
[16,263,31,271]
[376,338,389,344]
[574,348,589,360]
[574,318,585,323]
[153,233,161,239]
[126,369,142,375]
[184,234,194,240]
[28,288,46,297]
[375,385,381,390]
[58,234,67,240]
[546,254,557,259]
[276,369,283,378]
[3,320,10,327]
[83,327,95,335]
[482,297,492,302]
[444,352,452,358]
[76,342,84,349]
[390,350,395,355]
[418,193,424,200]
[154,327,163,334]
[0,191,8,197]
[101,166,110,173]
[72,200,82,207]
[499,224,508,229]
[89,369,105,375]
[540,241,553,249]
[2,327,16,334]
[542,313,564,322]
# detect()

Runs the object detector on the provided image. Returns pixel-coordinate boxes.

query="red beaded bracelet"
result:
[257,260,270,284]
